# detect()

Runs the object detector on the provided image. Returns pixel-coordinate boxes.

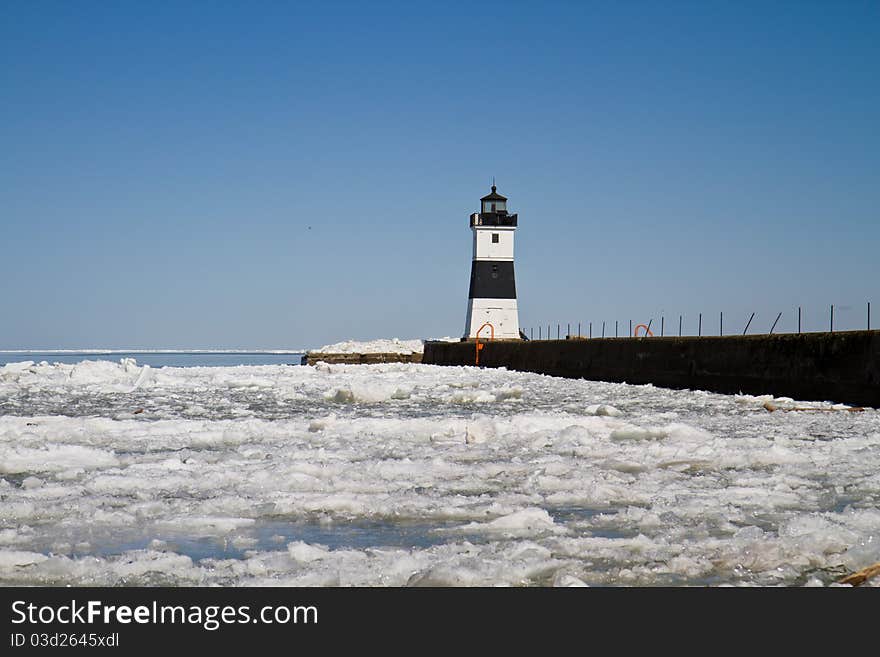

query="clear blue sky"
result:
[2,1,878,349]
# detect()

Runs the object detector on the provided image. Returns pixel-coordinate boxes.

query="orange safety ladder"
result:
[475,322,494,365]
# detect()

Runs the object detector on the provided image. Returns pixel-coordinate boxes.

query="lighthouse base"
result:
[464,298,520,339]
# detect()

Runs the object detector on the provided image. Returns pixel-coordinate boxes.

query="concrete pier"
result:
[422,331,880,407]
[301,352,422,366]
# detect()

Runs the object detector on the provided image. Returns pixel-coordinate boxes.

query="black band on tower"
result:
[468,261,517,299]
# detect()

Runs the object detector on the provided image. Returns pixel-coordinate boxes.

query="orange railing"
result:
[475,322,495,365]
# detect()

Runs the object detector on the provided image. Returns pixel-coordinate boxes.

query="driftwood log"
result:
[837,562,880,587]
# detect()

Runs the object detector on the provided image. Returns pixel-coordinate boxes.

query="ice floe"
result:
[0,358,878,586]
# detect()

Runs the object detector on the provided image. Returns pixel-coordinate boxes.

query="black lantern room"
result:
[481,185,507,214]
[470,185,518,227]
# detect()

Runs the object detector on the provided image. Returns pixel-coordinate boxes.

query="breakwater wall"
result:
[422,331,880,407]
[301,352,422,366]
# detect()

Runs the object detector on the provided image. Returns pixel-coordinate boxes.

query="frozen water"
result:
[0,351,305,368]
[310,338,425,354]
[309,336,458,354]
[0,358,878,586]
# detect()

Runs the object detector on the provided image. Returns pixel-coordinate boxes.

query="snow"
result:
[309,336,457,354]
[0,445,120,474]
[0,357,878,586]
[310,338,425,354]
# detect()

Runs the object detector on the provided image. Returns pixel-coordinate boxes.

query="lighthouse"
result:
[463,184,521,339]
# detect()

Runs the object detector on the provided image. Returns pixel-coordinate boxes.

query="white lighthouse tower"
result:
[463,184,521,339]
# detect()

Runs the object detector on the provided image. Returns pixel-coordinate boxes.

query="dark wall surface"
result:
[423,332,880,407]
[302,352,422,365]
[468,261,517,299]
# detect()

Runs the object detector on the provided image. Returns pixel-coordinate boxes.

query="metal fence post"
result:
[830,305,834,333]
[769,312,782,335]
[720,312,723,336]
[679,315,682,337]
[743,312,755,335]
[869,302,872,330]
[798,306,801,334]
[589,322,592,339]
[698,313,702,337]
[615,320,618,338]
[602,321,605,338]
[661,316,664,337]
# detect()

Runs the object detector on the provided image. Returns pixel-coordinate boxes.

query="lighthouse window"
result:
[491,264,499,279]
[491,233,499,243]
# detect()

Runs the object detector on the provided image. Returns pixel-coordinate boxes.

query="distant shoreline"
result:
[0,349,306,355]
